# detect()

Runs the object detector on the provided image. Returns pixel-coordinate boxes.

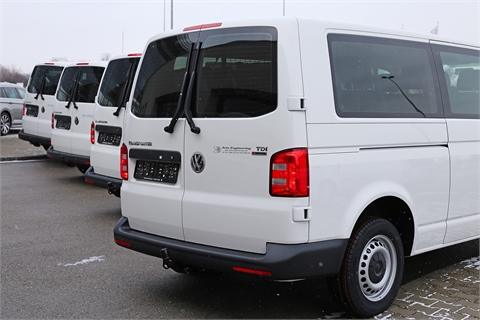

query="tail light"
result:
[22,103,26,116]
[120,143,128,180]
[90,121,95,144]
[270,148,309,197]
[51,112,54,129]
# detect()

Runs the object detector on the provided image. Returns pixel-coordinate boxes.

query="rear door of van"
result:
[123,18,309,254]
[23,63,66,143]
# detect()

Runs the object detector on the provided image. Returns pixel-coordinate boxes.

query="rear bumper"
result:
[47,146,89,166]
[85,166,122,197]
[114,217,348,280]
[18,130,50,147]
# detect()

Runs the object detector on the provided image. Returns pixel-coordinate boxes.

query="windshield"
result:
[27,65,64,95]
[56,66,105,103]
[131,27,277,118]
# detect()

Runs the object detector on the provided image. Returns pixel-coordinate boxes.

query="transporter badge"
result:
[191,152,205,173]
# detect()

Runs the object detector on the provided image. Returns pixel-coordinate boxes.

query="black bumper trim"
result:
[47,146,89,165]
[114,217,348,280]
[18,130,50,147]
[85,166,122,196]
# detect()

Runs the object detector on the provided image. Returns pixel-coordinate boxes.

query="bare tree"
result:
[50,57,69,62]
[100,53,111,61]
[0,65,29,87]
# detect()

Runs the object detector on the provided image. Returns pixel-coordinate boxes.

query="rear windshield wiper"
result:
[382,76,426,118]
[183,42,202,134]
[34,71,47,100]
[113,59,139,117]
[65,70,80,109]
[164,43,196,134]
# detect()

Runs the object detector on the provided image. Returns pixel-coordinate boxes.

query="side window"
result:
[329,34,441,118]
[3,87,21,99]
[432,45,480,118]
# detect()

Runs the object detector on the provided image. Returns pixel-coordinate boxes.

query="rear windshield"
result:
[27,65,64,96]
[131,27,277,118]
[97,57,140,107]
[56,66,105,103]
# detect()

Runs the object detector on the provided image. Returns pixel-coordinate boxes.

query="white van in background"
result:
[19,62,70,149]
[47,62,107,173]
[85,53,141,196]
[113,18,480,318]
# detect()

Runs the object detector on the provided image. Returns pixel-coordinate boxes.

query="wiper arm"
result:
[183,42,202,134]
[113,59,138,117]
[164,43,195,134]
[34,71,47,100]
[382,76,426,118]
[65,70,80,109]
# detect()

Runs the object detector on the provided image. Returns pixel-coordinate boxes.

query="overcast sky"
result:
[1,0,479,74]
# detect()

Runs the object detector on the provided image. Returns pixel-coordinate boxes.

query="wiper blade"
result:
[65,70,80,109]
[183,41,202,134]
[113,59,139,117]
[34,70,47,100]
[164,43,195,134]
[382,76,426,118]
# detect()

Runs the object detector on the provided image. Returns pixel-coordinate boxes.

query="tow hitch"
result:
[160,248,188,273]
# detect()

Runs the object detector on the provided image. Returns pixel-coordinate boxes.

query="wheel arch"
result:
[353,196,415,257]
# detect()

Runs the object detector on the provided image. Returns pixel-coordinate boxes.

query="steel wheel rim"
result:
[357,234,397,301]
[1,114,10,134]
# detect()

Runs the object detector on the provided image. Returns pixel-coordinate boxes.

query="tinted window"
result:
[194,29,277,117]
[432,45,480,118]
[131,27,277,118]
[56,66,105,103]
[27,65,64,96]
[132,34,194,118]
[329,34,441,118]
[2,87,22,99]
[98,57,140,107]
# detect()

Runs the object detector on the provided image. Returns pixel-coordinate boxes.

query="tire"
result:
[76,165,90,174]
[332,218,404,318]
[1,112,11,136]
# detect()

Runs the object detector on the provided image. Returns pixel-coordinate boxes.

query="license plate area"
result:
[98,132,121,146]
[134,160,180,184]
[55,115,71,130]
[130,149,181,184]
[25,104,38,117]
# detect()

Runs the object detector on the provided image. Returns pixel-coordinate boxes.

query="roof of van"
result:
[63,61,109,68]
[157,16,478,49]
[108,53,142,61]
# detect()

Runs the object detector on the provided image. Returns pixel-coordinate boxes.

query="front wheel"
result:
[332,218,404,318]
[1,112,11,136]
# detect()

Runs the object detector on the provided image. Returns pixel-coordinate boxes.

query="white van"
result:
[84,53,141,195]
[47,62,107,173]
[113,18,480,317]
[19,62,70,149]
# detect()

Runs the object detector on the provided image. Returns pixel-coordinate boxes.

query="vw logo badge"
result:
[74,117,79,125]
[191,152,205,173]
[41,106,45,113]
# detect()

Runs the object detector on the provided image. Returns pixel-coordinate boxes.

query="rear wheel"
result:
[1,112,11,136]
[332,218,404,318]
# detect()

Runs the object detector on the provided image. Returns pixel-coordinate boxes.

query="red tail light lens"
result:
[120,143,128,180]
[90,121,95,144]
[51,112,54,129]
[22,103,26,116]
[270,148,309,197]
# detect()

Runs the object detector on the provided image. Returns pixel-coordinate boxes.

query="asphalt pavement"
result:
[1,129,479,319]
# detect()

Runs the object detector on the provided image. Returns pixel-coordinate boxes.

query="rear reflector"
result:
[183,22,222,31]
[85,179,94,184]
[270,148,309,197]
[232,266,272,277]
[120,143,128,180]
[115,238,131,248]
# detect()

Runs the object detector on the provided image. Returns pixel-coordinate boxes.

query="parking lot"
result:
[1,132,479,319]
